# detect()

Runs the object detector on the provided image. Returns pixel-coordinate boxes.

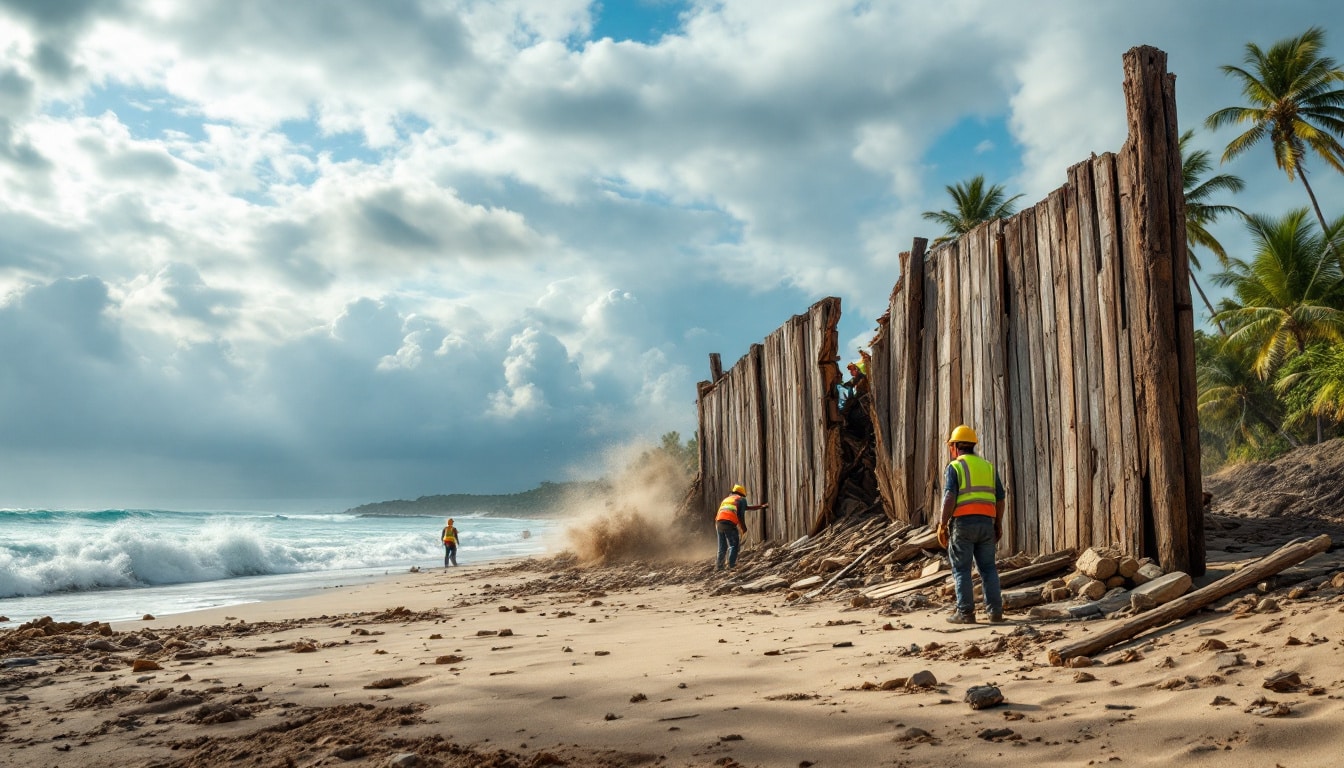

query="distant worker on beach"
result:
[938,425,1006,624]
[715,484,769,571]
[441,518,460,567]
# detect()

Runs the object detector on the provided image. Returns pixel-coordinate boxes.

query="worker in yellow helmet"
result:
[715,484,769,571]
[938,425,1006,624]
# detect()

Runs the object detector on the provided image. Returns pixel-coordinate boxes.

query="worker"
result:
[840,361,869,408]
[857,348,871,376]
[715,484,769,571]
[938,425,1006,624]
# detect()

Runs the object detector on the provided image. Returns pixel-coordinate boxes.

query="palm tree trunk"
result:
[1190,273,1226,336]
[1299,170,1339,264]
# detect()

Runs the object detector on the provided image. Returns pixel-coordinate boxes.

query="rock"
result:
[1255,598,1280,613]
[1128,571,1191,608]
[1213,652,1245,669]
[1331,572,1344,590]
[1076,548,1119,580]
[895,727,934,742]
[1210,696,1233,706]
[84,639,119,652]
[962,645,984,659]
[1067,656,1092,668]
[850,595,872,609]
[435,655,464,664]
[1028,605,1070,620]
[978,727,1015,740]
[1067,575,1106,601]
[906,670,937,688]
[1096,587,1131,614]
[1130,563,1164,586]
[1197,639,1228,651]
[141,614,155,621]
[388,754,419,768]
[131,659,162,672]
[1117,556,1141,579]
[965,685,1004,709]
[1130,592,1157,612]
[1262,671,1302,692]
[1073,672,1097,683]
[332,745,366,760]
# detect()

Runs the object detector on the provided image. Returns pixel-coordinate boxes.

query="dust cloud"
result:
[559,443,708,566]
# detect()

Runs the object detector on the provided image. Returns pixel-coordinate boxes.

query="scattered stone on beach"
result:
[978,727,1015,741]
[498,629,514,637]
[364,677,424,689]
[1073,672,1096,683]
[1256,598,1280,613]
[435,655,464,665]
[499,606,512,612]
[594,650,610,656]
[604,712,620,721]
[1197,638,1228,652]
[1245,696,1291,717]
[332,744,366,760]
[84,639,118,652]
[905,671,937,689]
[476,630,498,637]
[292,642,317,653]
[965,685,1004,709]
[1067,656,1092,668]
[630,693,647,703]
[1210,696,1233,706]
[141,614,155,621]
[131,659,161,672]
[895,727,935,743]
[389,754,420,768]
[1213,652,1245,669]
[1262,670,1303,692]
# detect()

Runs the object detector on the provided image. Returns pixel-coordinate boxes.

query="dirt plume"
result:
[560,442,699,566]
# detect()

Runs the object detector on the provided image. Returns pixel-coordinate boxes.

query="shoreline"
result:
[4,551,1343,767]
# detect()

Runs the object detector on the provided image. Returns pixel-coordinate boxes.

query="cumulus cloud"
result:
[0,0,1337,506]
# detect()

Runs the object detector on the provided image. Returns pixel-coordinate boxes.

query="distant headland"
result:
[344,480,607,518]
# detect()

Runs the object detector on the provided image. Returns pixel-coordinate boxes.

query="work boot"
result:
[946,612,976,625]
[988,611,1006,623]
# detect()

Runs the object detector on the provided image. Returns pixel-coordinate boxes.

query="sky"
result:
[0,0,1340,510]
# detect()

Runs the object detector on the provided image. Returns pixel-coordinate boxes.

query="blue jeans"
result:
[716,521,741,569]
[949,516,1001,615]
[444,544,457,567]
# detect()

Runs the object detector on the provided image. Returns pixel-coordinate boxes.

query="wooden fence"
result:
[695,47,1203,574]
[696,298,842,543]
[869,46,1204,574]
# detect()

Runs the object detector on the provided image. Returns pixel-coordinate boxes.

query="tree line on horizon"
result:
[921,26,1344,469]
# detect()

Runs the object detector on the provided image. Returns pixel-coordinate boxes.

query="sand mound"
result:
[1204,437,1344,523]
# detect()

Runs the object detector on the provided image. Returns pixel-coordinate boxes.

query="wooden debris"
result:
[1047,535,1332,665]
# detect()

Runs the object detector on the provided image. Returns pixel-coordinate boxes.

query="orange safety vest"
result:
[441,526,458,545]
[715,494,744,526]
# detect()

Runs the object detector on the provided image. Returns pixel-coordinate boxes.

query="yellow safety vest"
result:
[950,454,997,518]
[442,526,458,545]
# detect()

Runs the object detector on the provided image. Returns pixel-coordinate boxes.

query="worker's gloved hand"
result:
[937,523,949,549]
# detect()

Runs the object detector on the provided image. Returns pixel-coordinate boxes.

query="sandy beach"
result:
[3,522,1344,768]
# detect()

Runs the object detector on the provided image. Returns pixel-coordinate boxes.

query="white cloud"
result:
[0,0,1336,505]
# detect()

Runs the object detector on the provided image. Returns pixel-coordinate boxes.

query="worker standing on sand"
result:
[441,518,460,567]
[938,426,1006,624]
[715,484,769,571]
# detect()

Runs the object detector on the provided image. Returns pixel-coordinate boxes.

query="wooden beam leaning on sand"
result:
[1047,534,1332,665]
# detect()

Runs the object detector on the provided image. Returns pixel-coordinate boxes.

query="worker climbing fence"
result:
[868,46,1204,574]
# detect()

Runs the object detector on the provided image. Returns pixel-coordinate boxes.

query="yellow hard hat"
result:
[731,484,747,496]
[948,425,978,445]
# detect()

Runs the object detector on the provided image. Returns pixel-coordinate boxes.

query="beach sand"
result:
[3,545,1344,768]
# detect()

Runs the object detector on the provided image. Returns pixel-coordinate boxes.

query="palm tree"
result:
[1197,329,1300,450]
[1179,130,1246,331]
[1212,209,1344,445]
[922,175,1023,244]
[1274,342,1344,429]
[1206,26,1344,260]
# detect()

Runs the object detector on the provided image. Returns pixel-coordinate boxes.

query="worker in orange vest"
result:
[715,484,769,571]
[938,425,1006,624]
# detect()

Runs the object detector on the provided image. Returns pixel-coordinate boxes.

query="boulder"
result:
[906,670,937,688]
[1076,548,1119,580]
[965,685,1004,709]
[1117,556,1141,579]
[1128,571,1191,609]
[1130,562,1165,586]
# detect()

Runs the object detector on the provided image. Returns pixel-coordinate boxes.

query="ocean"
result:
[0,507,557,626]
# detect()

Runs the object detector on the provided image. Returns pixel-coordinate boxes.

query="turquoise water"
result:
[0,508,557,625]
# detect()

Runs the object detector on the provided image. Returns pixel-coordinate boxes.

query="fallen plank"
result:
[1047,534,1331,665]
[802,525,909,601]
[862,570,949,600]
[997,548,1077,589]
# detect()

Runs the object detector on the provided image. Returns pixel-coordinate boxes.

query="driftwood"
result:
[802,525,910,601]
[863,570,949,601]
[1047,534,1332,665]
